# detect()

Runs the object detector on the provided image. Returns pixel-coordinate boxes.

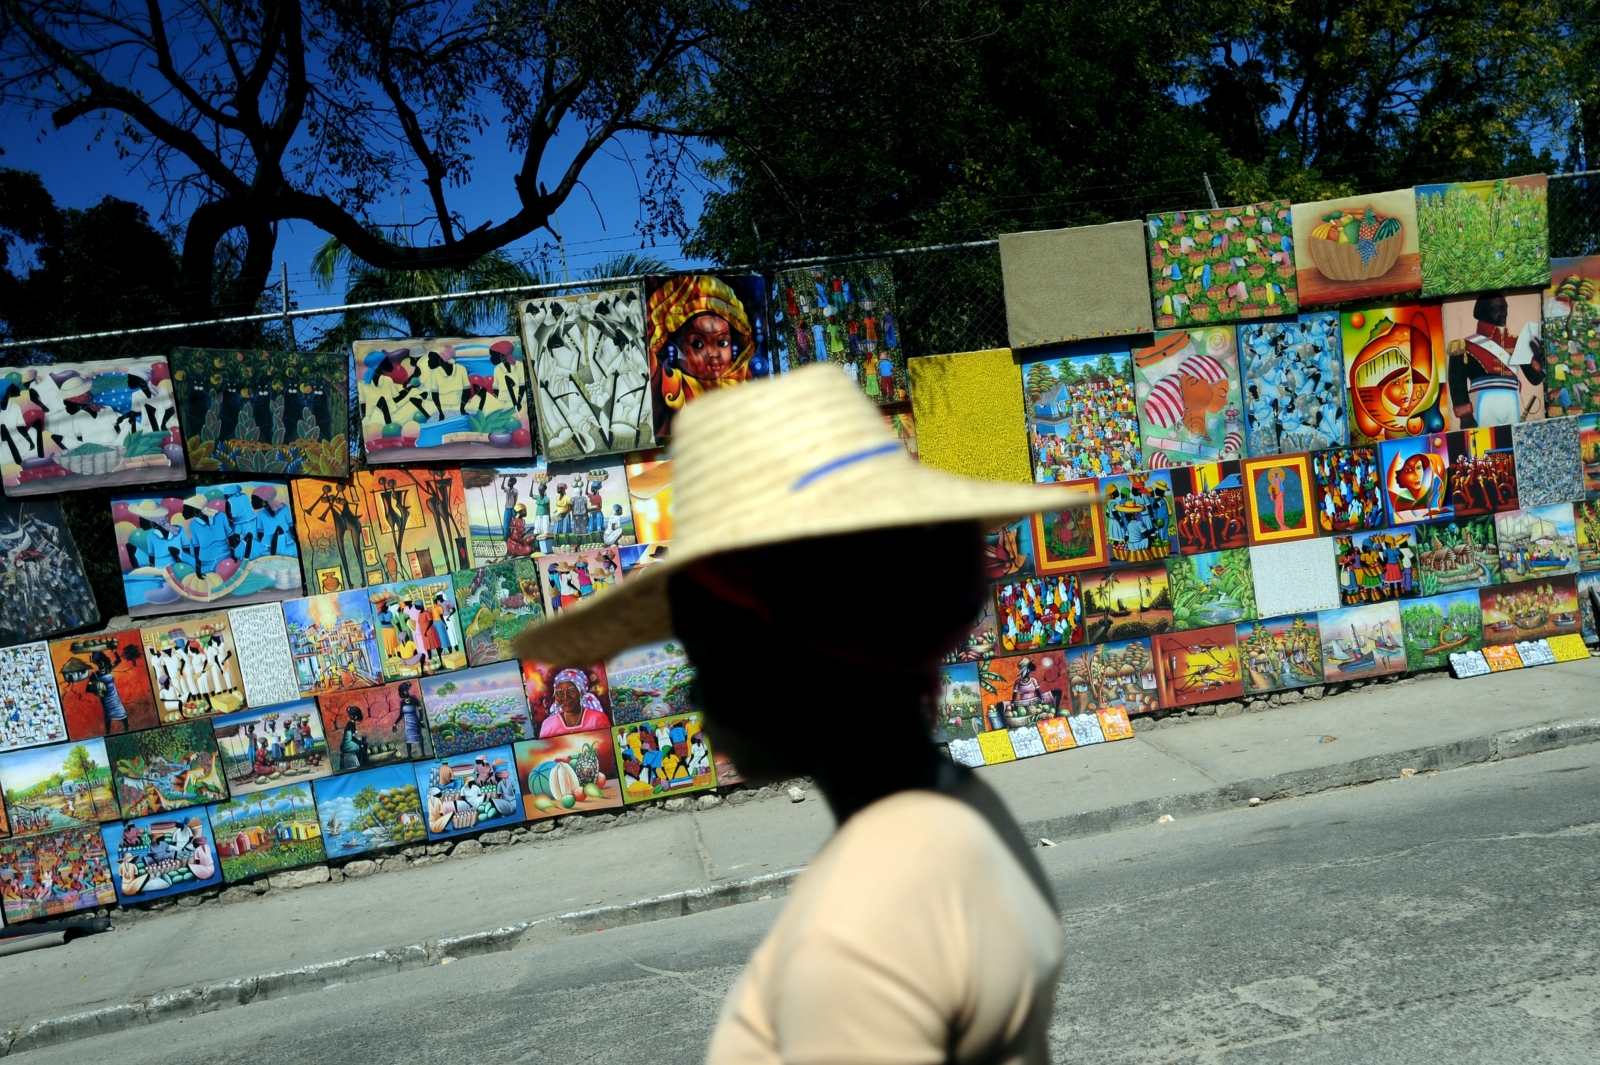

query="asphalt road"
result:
[12,744,1599,1064]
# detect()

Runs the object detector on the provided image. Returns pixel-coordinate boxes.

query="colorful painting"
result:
[105,720,224,816]
[614,713,716,804]
[1578,498,1600,570]
[984,516,1035,580]
[522,661,611,738]
[1495,504,1579,581]
[1378,434,1453,524]
[0,497,99,645]
[1401,591,1484,672]
[355,336,531,464]
[289,477,368,594]
[606,641,695,725]
[229,603,301,710]
[1334,528,1419,605]
[624,448,674,543]
[453,559,544,666]
[1412,514,1501,595]
[367,577,467,680]
[1584,414,1600,496]
[513,730,622,821]
[1440,291,1545,430]
[994,574,1083,654]
[1,641,68,753]
[102,807,223,902]
[978,654,1066,731]
[885,408,917,457]
[1237,614,1323,693]
[1022,344,1141,481]
[1132,327,1245,466]
[1168,549,1257,630]
[140,614,245,721]
[211,700,331,798]
[1147,202,1297,328]
[462,461,635,564]
[50,631,160,740]
[1512,416,1584,508]
[112,482,301,616]
[1238,313,1347,453]
[1152,625,1243,707]
[1445,426,1519,515]
[934,661,985,741]
[1081,564,1173,643]
[1417,175,1548,297]
[519,288,654,460]
[313,764,426,858]
[1062,638,1156,732]
[1171,461,1248,553]
[644,273,772,438]
[1242,453,1317,544]
[1293,189,1421,306]
[355,467,471,583]
[1544,256,1600,417]
[1340,304,1448,444]
[318,681,432,773]
[1030,483,1109,573]
[1102,470,1178,563]
[540,547,622,614]
[1318,601,1406,680]
[0,739,119,836]
[776,260,905,403]
[211,781,325,883]
[1313,446,1385,533]
[420,661,532,758]
[1578,573,1600,642]
[619,542,669,578]
[169,347,349,476]
[945,596,999,665]
[0,825,116,920]
[1480,574,1581,645]
[416,744,523,838]
[283,590,383,695]
[0,356,184,497]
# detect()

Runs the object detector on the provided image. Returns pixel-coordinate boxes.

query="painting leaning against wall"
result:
[170,348,350,476]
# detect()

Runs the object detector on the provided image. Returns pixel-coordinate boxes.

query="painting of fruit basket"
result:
[1291,189,1421,306]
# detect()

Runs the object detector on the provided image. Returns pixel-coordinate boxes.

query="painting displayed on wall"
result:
[0,826,117,921]
[934,661,986,742]
[319,681,431,772]
[1147,202,1296,328]
[1578,498,1600,570]
[1168,549,1257,630]
[355,336,531,464]
[985,516,1035,580]
[50,630,161,740]
[776,260,905,403]
[1,641,68,753]
[1022,344,1141,481]
[112,482,302,616]
[1319,600,1406,680]
[461,461,635,563]
[1242,453,1318,544]
[0,356,184,497]
[1495,504,1579,581]
[1250,537,1340,617]
[211,781,325,883]
[1293,189,1420,305]
[1439,291,1545,431]
[513,730,622,820]
[624,448,674,544]
[1417,175,1549,297]
[1512,416,1584,508]
[1237,614,1323,693]
[105,719,224,816]
[421,661,532,758]
[1378,434,1453,524]
[1030,485,1109,573]
[355,467,471,584]
[170,347,349,476]
[1152,625,1242,707]
[140,614,245,721]
[1334,527,1419,605]
[313,764,426,858]
[1102,471,1178,563]
[1081,564,1173,643]
[1238,313,1347,454]
[1445,426,1519,515]
[0,739,119,836]
[1401,590,1484,672]
[1313,446,1385,534]
[416,744,522,839]
[995,574,1083,654]
[228,603,301,710]
[1544,256,1600,417]
[1413,514,1501,595]
[453,559,544,666]
[102,807,223,902]
[289,477,367,594]
[946,595,999,665]
[1578,573,1600,642]
[0,498,99,645]
[1132,327,1245,467]
[211,700,330,798]
[522,661,610,738]
[1062,637,1156,732]
[540,547,622,614]
[367,577,467,680]
[979,654,1065,730]
[1340,304,1447,444]
[520,288,654,460]
[606,640,695,725]
[1480,574,1581,644]
[1584,414,1600,496]
[644,274,772,438]
[283,590,382,695]
[1171,461,1247,554]
[615,713,716,803]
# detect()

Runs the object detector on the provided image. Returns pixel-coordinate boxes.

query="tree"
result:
[63,744,96,783]
[214,798,244,827]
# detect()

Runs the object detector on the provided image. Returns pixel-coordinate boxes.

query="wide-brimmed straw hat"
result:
[513,363,1087,665]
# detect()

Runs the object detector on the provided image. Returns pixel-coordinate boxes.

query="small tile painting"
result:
[319,681,432,773]
[0,826,117,922]
[1313,446,1385,534]
[1237,614,1324,693]
[102,807,223,903]
[513,730,623,821]
[416,744,523,839]
[1449,649,1491,677]
[1481,644,1525,671]
[976,730,1018,765]
[1401,591,1485,671]
[1513,639,1556,667]
[1495,504,1579,581]
[614,714,716,804]
[211,781,326,883]
[1242,453,1318,544]
[49,630,161,741]
[1318,601,1406,681]
[1547,633,1590,661]
[1152,625,1243,708]
[313,765,426,858]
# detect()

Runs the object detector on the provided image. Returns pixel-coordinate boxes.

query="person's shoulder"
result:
[826,790,1011,875]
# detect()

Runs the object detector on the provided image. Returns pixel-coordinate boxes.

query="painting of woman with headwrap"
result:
[644,274,772,438]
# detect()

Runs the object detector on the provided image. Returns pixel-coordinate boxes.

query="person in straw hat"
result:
[516,363,1077,1065]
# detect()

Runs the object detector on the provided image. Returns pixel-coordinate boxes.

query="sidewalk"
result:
[3,656,1598,1054]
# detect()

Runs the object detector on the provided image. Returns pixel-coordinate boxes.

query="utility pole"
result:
[1202,173,1220,210]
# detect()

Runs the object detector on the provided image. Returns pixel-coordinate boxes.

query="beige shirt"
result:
[707,789,1063,1065]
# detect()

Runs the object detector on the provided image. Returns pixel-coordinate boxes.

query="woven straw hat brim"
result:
[512,363,1089,666]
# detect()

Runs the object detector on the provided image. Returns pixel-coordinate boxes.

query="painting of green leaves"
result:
[171,348,350,476]
[1166,548,1257,631]
[1417,176,1549,297]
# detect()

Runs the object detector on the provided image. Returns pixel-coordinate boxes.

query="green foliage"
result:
[1418,180,1550,296]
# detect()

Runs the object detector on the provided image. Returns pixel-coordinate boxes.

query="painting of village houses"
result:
[211,781,326,882]
[0,738,121,836]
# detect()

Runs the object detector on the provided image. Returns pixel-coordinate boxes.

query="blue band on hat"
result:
[791,442,903,491]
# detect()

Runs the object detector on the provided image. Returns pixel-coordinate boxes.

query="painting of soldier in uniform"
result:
[1439,292,1546,431]
[520,288,655,460]
[354,337,533,464]
[0,825,117,922]
[169,347,349,476]
[0,497,99,645]
[50,630,161,740]
[644,274,772,438]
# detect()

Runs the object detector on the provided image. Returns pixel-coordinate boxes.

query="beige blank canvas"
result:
[999,221,1155,348]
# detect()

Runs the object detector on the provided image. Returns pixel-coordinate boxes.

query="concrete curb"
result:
[8,715,1600,1056]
